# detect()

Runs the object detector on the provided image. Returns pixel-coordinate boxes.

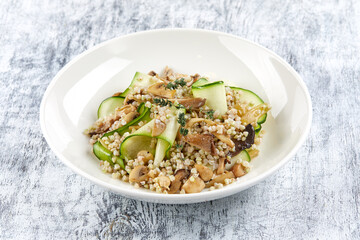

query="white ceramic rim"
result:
[40,28,312,203]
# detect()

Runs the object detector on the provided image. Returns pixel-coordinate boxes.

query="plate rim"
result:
[39,28,313,203]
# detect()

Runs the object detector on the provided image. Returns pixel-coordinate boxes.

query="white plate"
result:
[40,29,312,204]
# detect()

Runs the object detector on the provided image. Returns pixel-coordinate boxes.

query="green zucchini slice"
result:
[120,72,161,97]
[120,108,183,166]
[92,103,151,169]
[230,86,267,124]
[97,96,125,119]
[93,141,124,169]
[192,81,228,116]
[225,150,251,170]
[255,124,262,134]
[102,103,151,138]
[192,78,209,87]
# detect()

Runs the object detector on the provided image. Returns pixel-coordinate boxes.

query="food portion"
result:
[85,67,270,194]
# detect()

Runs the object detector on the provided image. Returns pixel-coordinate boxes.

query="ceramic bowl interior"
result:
[40,29,312,204]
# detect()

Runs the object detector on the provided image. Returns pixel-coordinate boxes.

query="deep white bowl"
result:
[40,29,312,204]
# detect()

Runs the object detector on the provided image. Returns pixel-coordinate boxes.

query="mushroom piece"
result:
[124,94,135,105]
[205,171,235,187]
[232,164,246,177]
[188,73,200,86]
[168,98,206,109]
[247,149,259,159]
[129,125,141,132]
[119,105,136,114]
[123,111,139,124]
[129,166,149,183]
[161,66,175,80]
[181,177,205,193]
[87,105,136,136]
[229,124,255,157]
[148,70,157,76]
[241,103,270,125]
[213,133,235,148]
[152,119,166,137]
[195,164,213,181]
[168,169,189,194]
[183,134,217,155]
[157,176,171,189]
[112,92,122,97]
[147,82,176,98]
[137,150,154,163]
[185,118,215,129]
[217,158,225,175]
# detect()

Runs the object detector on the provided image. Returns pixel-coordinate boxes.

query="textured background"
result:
[1,0,359,239]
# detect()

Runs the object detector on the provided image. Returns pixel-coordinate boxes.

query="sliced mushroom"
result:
[123,111,139,124]
[87,105,135,136]
[195,164,213,181]
[213,133,235,148]
[129,166,148,183]
[120,105,136,114]
[185,118,215,129]
[183,134,217,155]
[112,92,122,97]
[232,164,246,177]
[148,70,157,76]
[157,176,171,189]
[229,124,255,157]
[168,98,206,109]
[137,150,154,163]
[247,149,259,159]
[161,66,174,80]
[168,169,189,194]
[124,94,135,105]
[129,125,141,132]
[188,73,200,86]
[181,177,205,193]
[205,171,235,187]
[147,82,176,98]
[152,119,166,137]
[217,158,225,175]
[241,103,270,125]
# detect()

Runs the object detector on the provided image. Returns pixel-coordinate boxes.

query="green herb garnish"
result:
[153,98,173,107]
[177,112,186,127]
[165,78,186,90]
[166,82,176,90]
[175,104,185,109]
[175,143,183,149]
[180,127,189,136]
[205,110,215,119]
[175,78,186,87]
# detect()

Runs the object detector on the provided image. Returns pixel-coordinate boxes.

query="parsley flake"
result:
[180,127,189,136]
[177,112,186,127]
[206,110,215,119]
[153,98,173,107]
[175,143,183,149]
[165,78,187,90]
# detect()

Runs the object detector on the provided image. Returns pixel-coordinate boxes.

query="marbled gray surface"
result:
[0,0,359,239]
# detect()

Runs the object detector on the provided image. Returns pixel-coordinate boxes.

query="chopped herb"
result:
[175,103,185,109]
[177,112,186,127]
[153,98,172,107]
[175,78,186,87]
[205,110,215,119]
[175,143,183,149]
[165,78,187,90]
[180,127,189,136]
[165,82,176,90]
[187,106,193,113]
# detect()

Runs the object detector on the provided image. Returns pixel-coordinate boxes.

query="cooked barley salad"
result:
[85,67,270,194]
